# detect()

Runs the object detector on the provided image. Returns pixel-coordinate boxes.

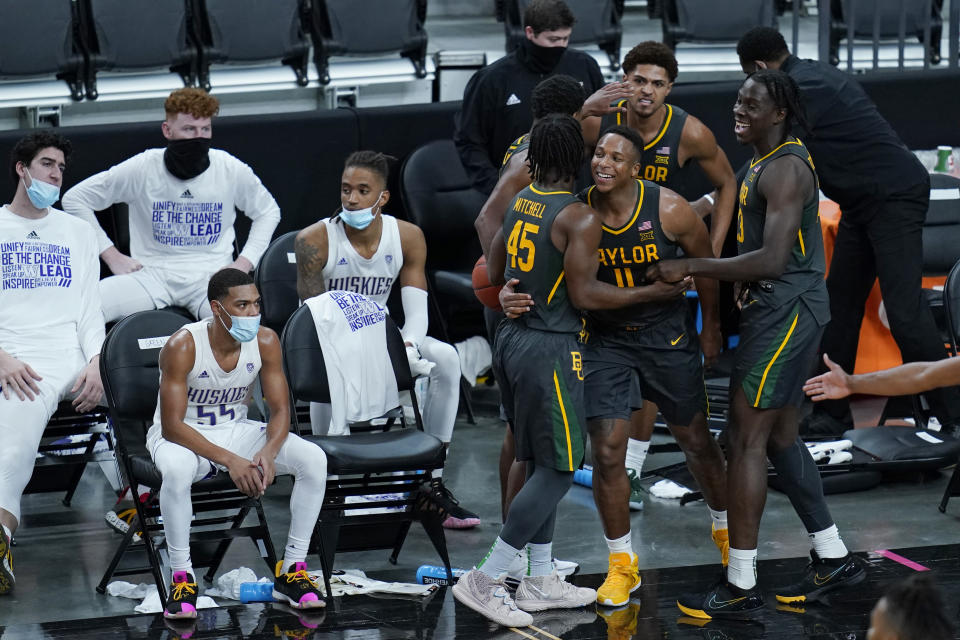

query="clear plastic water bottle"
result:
[239,581,275,603]
[416,565,465,586]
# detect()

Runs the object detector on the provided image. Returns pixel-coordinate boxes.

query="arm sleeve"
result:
[61,154,145,254]
[453,72,500,194]
[400,286,429,347]
[231,158,281,267]
[76,226,106,360]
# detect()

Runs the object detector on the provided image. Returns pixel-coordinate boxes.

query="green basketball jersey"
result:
[503,184,582,333]
[600,103,689,192]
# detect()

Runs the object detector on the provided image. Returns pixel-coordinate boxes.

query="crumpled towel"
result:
[650,478,694,499]
[204,567,268,600]
[310,569,437,597]
[106,580,217,613]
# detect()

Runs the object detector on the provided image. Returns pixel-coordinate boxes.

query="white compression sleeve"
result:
[400,286,429,347]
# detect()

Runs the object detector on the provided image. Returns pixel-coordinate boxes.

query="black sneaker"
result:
[164,571,198,619]
[429,478,481,529]
[773,551,865,604]
[0,527,13,595]
[273,561,325,609]
[676,580,765,619]
[799,411,852,437]
[263,604,326,639]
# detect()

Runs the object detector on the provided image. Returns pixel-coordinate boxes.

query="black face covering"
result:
[164,137,211,180]
[517,38,567,74]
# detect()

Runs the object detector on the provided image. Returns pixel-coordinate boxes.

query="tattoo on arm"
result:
[295,236,326,301]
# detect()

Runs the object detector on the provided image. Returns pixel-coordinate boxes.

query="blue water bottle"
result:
[239,581,275,603]
[416,565,466,586]
[573,465,593,488]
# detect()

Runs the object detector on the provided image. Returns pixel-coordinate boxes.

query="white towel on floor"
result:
[650,478,694,499]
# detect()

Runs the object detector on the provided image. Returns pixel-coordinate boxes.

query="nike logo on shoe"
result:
[813,566,845,585]
[707,594,746,608]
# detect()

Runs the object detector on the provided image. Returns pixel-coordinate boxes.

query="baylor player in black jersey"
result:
[648,71,865,619]
[453,115,688,628]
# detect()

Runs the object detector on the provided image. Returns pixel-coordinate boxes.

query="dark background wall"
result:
[0,69,957,258]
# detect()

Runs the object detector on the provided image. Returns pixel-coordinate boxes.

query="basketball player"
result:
[584,41,738,510]
[152,268,327,618]
[294,151,479,529]
[0,132,104,595]
[646,71,864,617]
[62,88,281,322]
[452,114,689,627]
[500,126,728,607]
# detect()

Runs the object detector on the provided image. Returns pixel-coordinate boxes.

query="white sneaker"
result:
[506,554,579,582]
[452,569,533,627]
[554,558,579,578]
[514,569,597,612]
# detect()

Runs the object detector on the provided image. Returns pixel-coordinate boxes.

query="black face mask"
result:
[517,38,567,74]
[164,138,211,180]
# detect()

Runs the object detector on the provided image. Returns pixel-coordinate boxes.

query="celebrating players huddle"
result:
[0,28,882,633]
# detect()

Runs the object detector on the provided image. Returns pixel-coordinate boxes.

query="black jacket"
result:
[782,55,928,215]
[454,45,604,194]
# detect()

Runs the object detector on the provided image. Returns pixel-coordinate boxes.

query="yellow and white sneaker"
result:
[0,527,13,595]
[596,552,641,607]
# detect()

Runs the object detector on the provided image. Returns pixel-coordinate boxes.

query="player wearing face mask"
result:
[61,88,281,323]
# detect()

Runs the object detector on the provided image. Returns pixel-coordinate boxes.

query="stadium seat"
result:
[0,0,86,101]
[255,230,301,334]
[96,309,278,602]
[192,0,311,90]
[306,0,428,84]
[78,0,199,100]
[501,0,624,70]
[281,303,453,599]
[660,0,777,50]
[940,258,960,512]
[825,0,943,66]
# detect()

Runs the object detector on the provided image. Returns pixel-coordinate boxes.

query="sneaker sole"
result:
[442,516,481,529]
[163,610,198,620]
[273,590,327,609]
[452,580,533,627]
[676,599,765,620]
[516,596,596,612]
[597,577,642,607]
[773,566,867,604]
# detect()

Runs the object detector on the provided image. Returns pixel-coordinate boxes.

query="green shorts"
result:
[582,311,708,426]
[732,297,825,409]
[493,321,586,472]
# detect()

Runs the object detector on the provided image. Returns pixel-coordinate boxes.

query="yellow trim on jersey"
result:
[547,271,565,304]
[553,370,575,471]
[530,185,573,196]
[644,104,673,151]
[797,229,806,256]
[749,138,804,168]
[614,99,627,126]
[753,311,800,408]
[601,180,645,235]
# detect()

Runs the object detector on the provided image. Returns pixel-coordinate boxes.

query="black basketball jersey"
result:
[600,103,689,192]
[503,184,582,334]
[737,137,829,320]
[578,179,685,330]
[500,133,530,177]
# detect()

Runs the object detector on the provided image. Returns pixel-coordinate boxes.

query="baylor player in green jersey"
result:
[648,71,864,619]
[453,114,688,628]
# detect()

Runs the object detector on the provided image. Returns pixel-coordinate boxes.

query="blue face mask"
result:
[24,169,60,209]
[339,192,383,230]
[215,303,261,343]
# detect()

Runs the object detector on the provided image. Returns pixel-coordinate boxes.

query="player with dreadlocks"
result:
[648,70,866,618]
[452,114,689,628]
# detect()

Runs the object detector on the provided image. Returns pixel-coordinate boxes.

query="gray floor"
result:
[2,390,959,626]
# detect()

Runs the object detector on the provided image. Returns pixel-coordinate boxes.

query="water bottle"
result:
[573,465,593,488]
[239,581,275,603]
[416,564,465,586]
[934,145,953,173]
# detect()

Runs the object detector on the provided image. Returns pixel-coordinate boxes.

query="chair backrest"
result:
[255,230,301,334]
[307,0,427,82]
[100,309,190,454]
[503,0,622,64]
[400,140,485,275]
[922,174,960,276]
[838,0,940,38]
[282,303,414,404]
[0,0,85,99]
[667,0,776,43]
[81,0,198,96]
[943,258,960,357]
[195,0,310,84]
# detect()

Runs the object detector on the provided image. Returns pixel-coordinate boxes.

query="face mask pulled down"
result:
[23,169,60,209]
[339,192,384,230]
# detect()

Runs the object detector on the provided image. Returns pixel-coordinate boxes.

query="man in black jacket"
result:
[454,0,605,194]
[736,27,960,436]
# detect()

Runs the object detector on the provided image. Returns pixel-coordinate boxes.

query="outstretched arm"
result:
[804,353,960,401]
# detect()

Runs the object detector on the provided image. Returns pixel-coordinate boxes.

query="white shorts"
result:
[147,418,276,481]
[100,265,218,323]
